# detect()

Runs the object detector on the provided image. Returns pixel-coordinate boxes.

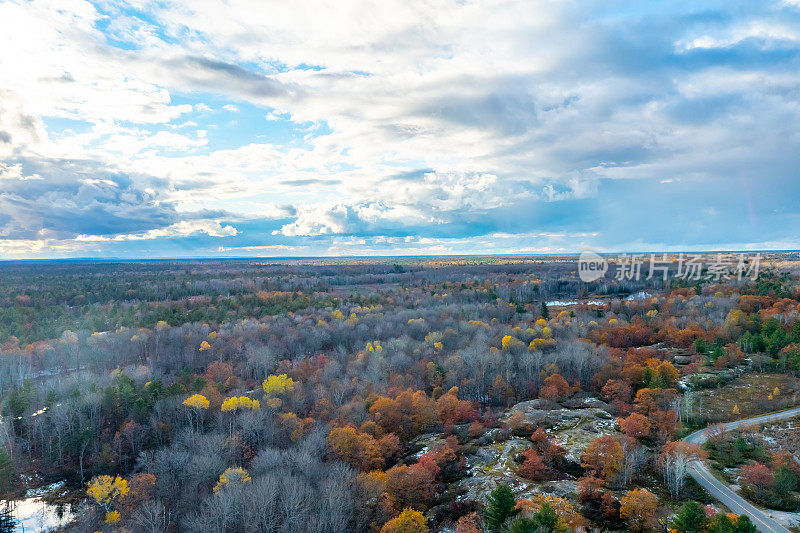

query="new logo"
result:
[578,251,608,282]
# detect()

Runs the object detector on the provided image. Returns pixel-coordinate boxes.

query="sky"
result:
[1,0,800,258]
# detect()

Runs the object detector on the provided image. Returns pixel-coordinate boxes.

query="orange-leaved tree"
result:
[620,488,658,531]
[582,436,623,485]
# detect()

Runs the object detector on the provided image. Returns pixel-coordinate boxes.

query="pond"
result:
[546,292,652,307]
[1,482,75,532]
[546,300,606,306]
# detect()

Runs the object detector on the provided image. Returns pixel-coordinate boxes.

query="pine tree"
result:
[672,501,706,532]
[0,502,16,533]
[735,515,757,533]
[530,503,558,532]
[485,483,519,531]
[0,449,14,493]
[509,503,559,533]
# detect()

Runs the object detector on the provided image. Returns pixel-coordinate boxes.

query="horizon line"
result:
[0,249,797,263]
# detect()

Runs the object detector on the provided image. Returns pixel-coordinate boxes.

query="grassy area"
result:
[691,372,800,424]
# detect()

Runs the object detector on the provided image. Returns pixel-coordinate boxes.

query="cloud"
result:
[280,178,341,187]
[277,171,602,239]
[149,55,301,102]
[0,157,176,239]
[76,219,238,241]
[278,171,503,236]
[2,0,800,256]
[217,244,296,253]
[0,156,239,245]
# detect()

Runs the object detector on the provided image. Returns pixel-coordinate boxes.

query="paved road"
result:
[683,407,800,533]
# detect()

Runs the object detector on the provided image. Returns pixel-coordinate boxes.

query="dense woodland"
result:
[0,256,799,532]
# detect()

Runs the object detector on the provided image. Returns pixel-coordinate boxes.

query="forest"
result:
[0,255,799,532]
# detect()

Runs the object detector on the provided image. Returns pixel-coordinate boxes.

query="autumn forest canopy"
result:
[1,255,800,532]
[4,0,800,530]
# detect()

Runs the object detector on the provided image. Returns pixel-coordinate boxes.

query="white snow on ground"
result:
[24,481,65,498]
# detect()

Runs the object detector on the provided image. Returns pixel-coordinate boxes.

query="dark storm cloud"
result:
[0,157,178,239]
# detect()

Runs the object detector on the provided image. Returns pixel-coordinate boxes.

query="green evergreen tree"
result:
[485,483,519,531]
[531,503,558,532]
[0,449,14,494]
[734,515,757,533]
[773,465,799,505]
[672,501,706,533]
[510,517,538,533]
[509,503,559,533]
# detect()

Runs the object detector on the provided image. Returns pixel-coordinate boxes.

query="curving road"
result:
[683,406,800,533]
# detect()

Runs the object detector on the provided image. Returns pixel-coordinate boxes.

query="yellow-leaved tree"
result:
[220,396,260,433]
[221,396,260,412]
[221,396,239,412]
[183,394,210,409]
[213,467,251,492]
[183,394,210,430]
[87,474,129,523]
[380,508,428,533]
[501,335,524,351]
[263,374,295,396]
